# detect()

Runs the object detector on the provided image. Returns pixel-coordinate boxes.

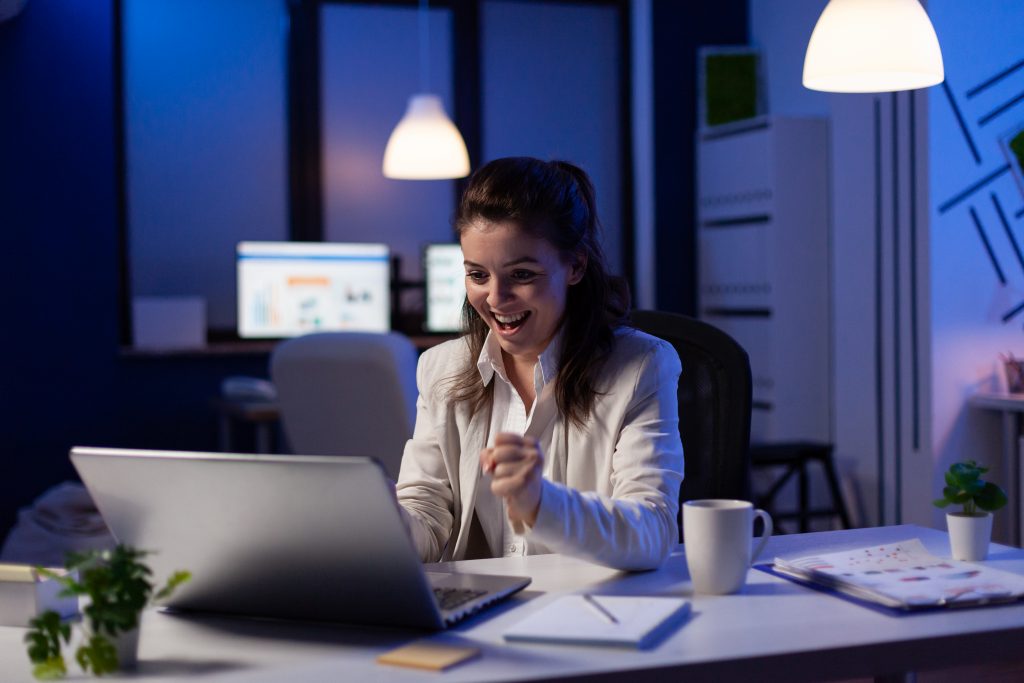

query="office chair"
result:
[270,331,418,480]
[629,310,753,538]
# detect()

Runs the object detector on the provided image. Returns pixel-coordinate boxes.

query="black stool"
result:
[750,441,851,533]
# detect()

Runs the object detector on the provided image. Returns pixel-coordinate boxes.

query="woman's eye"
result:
[466,271,487,283]
[511,270,537,282]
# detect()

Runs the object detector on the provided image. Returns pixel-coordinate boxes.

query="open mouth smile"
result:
[492,311,531,332]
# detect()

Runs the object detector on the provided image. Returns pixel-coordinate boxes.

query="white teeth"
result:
[493,312,527,324]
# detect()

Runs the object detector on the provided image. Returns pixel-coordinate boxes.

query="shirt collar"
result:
[476,325,565,391]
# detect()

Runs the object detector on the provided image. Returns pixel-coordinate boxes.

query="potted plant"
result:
[24,545,189,679]
[933,460,1008,561]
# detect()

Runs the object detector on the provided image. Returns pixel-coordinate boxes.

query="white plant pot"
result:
[946,512,993,561]
[113,627,140,670]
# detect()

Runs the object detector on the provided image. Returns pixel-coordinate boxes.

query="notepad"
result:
[377,641,480,671]
[503,595,691,648]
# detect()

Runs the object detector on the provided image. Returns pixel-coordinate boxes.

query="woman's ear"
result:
[568,252,587,285]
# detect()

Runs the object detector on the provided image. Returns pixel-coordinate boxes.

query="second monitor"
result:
[424,243,466,334]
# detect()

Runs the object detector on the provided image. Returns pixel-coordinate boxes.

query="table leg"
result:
[1001,412,1020,546]
[256,423,272,454]
[799,458,809,533]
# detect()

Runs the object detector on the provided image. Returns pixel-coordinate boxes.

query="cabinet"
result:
[697,117,830,442]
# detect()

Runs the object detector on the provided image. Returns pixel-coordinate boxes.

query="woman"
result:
[396,157,683,571]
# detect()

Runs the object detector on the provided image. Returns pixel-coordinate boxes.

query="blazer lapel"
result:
[451,402,490,560]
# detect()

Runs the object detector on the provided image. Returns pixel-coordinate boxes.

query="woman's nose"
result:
[486,279,512,307]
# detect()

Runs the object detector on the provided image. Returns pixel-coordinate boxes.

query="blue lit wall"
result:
[0,0,267,537]
[929,0,1024,508]
[125,0,289,331]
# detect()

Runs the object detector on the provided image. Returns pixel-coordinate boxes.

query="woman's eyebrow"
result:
[463,256,542,268]
[503,257,541,267]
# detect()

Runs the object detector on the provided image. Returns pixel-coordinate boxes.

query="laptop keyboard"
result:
[433,587,487,611]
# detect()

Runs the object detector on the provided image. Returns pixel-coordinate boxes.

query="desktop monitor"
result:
[424,243,466,333]
[237,241,390,338]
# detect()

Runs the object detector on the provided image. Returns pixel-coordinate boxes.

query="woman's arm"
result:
[528,340,684,570]
[395,349,456,562]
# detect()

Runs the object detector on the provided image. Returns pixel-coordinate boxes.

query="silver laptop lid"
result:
[70,447,444,628]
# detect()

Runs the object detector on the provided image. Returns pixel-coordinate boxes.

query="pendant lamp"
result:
[803,0,944,93]
[382,0,470,179]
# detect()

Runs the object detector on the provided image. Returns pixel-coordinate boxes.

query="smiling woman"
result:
[460,222,584,395]
[395,157,684,571]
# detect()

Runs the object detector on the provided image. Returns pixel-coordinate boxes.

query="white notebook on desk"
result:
[503,595,691,649]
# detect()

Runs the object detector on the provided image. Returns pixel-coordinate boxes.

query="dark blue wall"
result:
[653,0,748,314]
[0,0,266,537]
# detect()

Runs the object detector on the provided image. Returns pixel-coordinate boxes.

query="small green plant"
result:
[24,545,190,680]
[932,460,1008,516]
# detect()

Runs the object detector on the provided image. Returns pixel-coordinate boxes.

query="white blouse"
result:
[474,330,562,556]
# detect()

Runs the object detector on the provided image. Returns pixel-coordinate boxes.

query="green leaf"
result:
[76,634,119,676]
[35,567,60,581]
[27,638,50,664]
[154,570,191,602]
[942,486,973,504]
[976,482,1009,512]
[25,611,69,680]
[933,497,952,508]
[963,479,985,496]
[31,656,67,680]
[951,462,982,484]
[944,470,958,488]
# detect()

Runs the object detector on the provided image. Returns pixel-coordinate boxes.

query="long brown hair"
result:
[447,157,629,427]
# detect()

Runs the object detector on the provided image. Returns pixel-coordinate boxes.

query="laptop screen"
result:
[237,241,391,338]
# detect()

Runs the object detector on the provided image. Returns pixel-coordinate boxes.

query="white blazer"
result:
[396,327,684,571]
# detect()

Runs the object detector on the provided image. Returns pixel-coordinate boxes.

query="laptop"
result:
[70,447,530,629]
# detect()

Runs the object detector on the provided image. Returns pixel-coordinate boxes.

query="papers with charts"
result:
[772,538,1024,610]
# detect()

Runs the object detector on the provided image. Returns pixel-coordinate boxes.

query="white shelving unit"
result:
[697,116,831,443]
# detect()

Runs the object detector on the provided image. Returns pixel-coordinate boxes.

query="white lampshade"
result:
[803,0,944,93]
[382,94,470,180]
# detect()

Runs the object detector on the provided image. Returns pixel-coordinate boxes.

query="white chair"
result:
[270,332,418,480]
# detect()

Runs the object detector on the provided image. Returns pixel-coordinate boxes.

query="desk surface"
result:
[3,525,1024,682]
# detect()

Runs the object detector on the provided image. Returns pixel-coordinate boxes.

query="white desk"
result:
[968,391,1024,545]
[3,525,1024,682]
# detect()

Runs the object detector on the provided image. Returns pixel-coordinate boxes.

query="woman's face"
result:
[461,220,584,363]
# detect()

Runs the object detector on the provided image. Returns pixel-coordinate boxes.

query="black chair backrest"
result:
[630,310,753,506]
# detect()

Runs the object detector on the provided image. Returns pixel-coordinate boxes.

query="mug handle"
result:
[750,508,774,564]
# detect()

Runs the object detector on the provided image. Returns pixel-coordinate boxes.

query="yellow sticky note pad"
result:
[377,641,480,671]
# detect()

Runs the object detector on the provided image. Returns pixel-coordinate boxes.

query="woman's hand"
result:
[482,433,544,529]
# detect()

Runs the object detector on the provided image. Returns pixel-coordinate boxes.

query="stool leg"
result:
[758,464,800,533]
[799,456,810,533]
[760,464,799,506]
[821,453,852,529]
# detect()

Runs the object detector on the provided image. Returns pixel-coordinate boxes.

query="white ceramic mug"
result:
[683,499,773,595]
